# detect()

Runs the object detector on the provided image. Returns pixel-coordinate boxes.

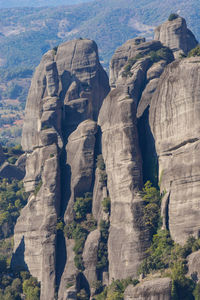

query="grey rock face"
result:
[98,85,149,281]
[150,57,200,244]
[124,278,172,300]
[64,119,97,223]
[82,229,101,291]
[154,16,198,58]
[97,38,174,281]
[14,38,109,300]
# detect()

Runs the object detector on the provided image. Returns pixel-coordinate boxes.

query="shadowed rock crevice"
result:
[11,236,29,272]
[137,106,158,187]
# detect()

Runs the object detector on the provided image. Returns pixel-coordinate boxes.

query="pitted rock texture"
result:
[98,85,149,281]
[22,39,109,151]
[154,16,198,58]
[14,38,109,300]
[150,57,200,244]
[124,278,172,300]
[64,119,97,223]
[97,37,174,281]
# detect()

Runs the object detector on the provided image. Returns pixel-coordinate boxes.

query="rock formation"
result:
[11,15,200,300]
[154,15,198,58]
[13,39,109,300]
[124,278,172,300]
[150,57,200,244]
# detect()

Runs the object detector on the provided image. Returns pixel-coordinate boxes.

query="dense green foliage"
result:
[140,181,161,236]
[139,230,200,299]
[122,47,173,77]
[0,178,29,238]
[96,155,107,186]
[95,278,139,300]
[64,193,97,271]
[188,45,200,57]
[0,270,40,300]
[0,146,40,299]
[97,220,110,271]
[1,145,24,166]
[102,197,111,214]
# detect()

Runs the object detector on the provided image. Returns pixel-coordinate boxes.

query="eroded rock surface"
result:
[124,278,172,300]
[150,57,200,244]
[13,39,109,300]
[154,15,198,58]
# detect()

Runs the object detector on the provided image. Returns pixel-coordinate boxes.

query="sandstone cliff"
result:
[13,39,109,300]
[11,15,200,300]
[154,15,198,59]
[150,57,200,245]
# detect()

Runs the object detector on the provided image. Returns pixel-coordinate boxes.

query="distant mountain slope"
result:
[0,0,199,75]
[0,0,199,123]
[0,0,93,8]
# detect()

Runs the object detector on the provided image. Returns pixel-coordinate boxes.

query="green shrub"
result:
[41,124,51,130]
[34,180,42,196]
[23,277,40,300]
[168,13,179,21]
[77,288,89,300]
[141,181,161,236]
[96,155,105,171]
[188,45,200,57]
[74,254,84,271]
[95,278,139,300]
[64,193,96,271]
[97,220,110,271]
[56,221,64,232]
[102,197,111,213]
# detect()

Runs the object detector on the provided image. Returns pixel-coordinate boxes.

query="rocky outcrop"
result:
[82,229,101,292]
[99,85,148,281]
[124,278,172,300]
[154,15,198,58]
[13,38,109,300]
[64,119,97,223]
[150,57,200,244]
[98,38,174,281]
[12,15,200,300]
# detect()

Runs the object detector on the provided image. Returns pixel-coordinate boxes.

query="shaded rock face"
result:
[13,39,109,300]
[154,16,198,58]
[0,144,5,165]
[150,57,200,244]
[124,278,172,300]
[0,162,25,180]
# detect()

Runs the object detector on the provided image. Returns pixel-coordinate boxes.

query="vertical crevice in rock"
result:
[137,106,158,186]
